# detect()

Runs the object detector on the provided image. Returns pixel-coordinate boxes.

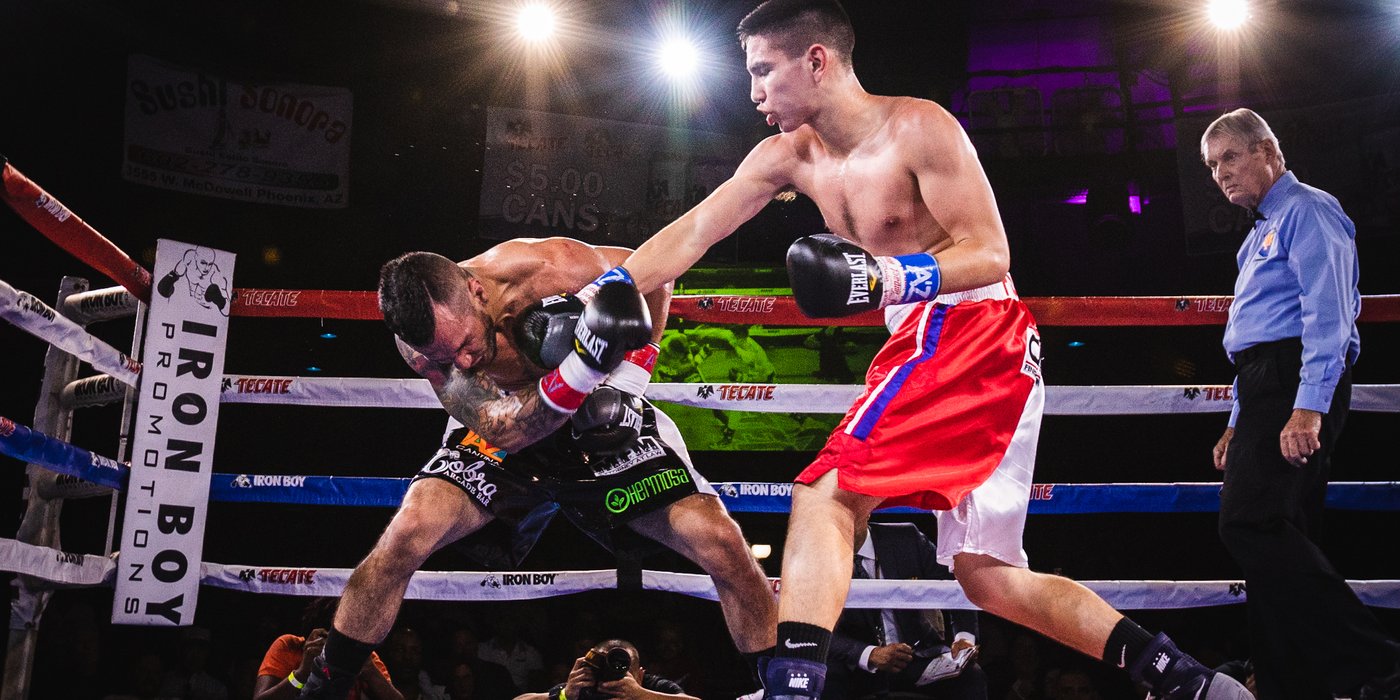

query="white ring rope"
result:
[0,278,140,386]
[2,538,1396,610]
[216,375,1400,414]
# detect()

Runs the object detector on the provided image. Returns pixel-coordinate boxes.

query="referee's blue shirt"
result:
[1224,171,1361,427]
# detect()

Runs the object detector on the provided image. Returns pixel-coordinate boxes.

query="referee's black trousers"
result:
[1219,339,1396,698]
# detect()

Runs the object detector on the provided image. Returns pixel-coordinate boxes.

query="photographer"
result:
[514,640,698,700]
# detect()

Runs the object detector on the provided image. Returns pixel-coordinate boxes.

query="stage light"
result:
[1207,0,1249,30]
[658,36,699,80]
[751,544,772,560]
[515,3,557,44]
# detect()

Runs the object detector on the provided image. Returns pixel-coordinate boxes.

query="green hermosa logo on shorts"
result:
[605,468,692,514]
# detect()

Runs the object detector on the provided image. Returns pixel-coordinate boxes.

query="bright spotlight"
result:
[658,37,699,80]
[750,544,772,560]
[516,3,557,44]
[1207,0,1249,30]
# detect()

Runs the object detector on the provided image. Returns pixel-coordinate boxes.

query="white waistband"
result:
[884,275,1019,331]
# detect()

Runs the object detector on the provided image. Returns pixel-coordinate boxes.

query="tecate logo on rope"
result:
[716,385,776,401]
[236,289,302,307]
[228,377,293,394]
[712,297,776,313]
[239,568,317,585]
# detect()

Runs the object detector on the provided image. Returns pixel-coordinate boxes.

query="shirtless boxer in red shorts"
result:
[572,2,1250,699]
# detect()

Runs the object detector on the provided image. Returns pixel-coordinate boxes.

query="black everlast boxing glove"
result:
[536,281,652,413]
[571,385,646,454]
[572,281,652,371]
[513,293,586,369]
[785,234,942,318]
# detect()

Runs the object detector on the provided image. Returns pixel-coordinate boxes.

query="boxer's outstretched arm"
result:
[623,136,792,294]
[397,339,566,452]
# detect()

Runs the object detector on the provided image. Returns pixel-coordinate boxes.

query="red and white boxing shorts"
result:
[796,276,1044,568]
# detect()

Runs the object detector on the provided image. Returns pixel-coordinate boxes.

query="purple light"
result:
[1061,188,1147,214]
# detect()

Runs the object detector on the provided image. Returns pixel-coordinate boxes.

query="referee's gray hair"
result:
[1201,108,1284,167]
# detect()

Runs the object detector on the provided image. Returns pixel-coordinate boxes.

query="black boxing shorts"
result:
[412,399,715,556]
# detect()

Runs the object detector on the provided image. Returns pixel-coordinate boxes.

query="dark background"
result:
[2,1,1399,697]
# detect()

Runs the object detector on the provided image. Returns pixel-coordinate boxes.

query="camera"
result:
[578,647,632,699]
[583,647,631,682]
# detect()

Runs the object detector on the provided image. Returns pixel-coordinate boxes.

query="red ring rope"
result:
[2,160,152,301]
[6,159,1399,327]
[226,290,1400,326]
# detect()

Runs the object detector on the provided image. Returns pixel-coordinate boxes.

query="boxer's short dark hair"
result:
[379,251,468,347]
[738,0,854,62]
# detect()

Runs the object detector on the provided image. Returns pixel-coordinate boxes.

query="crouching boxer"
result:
[297,240,776,699]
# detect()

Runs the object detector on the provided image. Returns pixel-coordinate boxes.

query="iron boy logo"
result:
[16,292,56,322]
[499,573,559,586]
[155,247,232,316]
[738,483,793,497]
[114,240,234,626]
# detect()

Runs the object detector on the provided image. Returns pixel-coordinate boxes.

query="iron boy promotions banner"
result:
[123,54,352,209]
[478,106,745,243]
[113,240,234,626]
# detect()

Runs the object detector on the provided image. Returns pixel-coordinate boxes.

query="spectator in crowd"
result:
[825,522,985,699]
[101,648,166,700]
[987,632,1047,700]
[436,624,519,700]
[514,639,698,700]
[157,626,229,700]
[1213,659,1257,698]
[254,597,401,700]
[445,662,478,700]
[642,620,706,698]
[656,331,704,384]
[803,327,855,384]
[480,615,545,692]
[379,625,447,700]
[32,596,104,699]
[1043,665,1099,700]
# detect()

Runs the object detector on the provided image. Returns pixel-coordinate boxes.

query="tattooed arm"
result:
[431,370,568,451]
[397,338,568,452]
